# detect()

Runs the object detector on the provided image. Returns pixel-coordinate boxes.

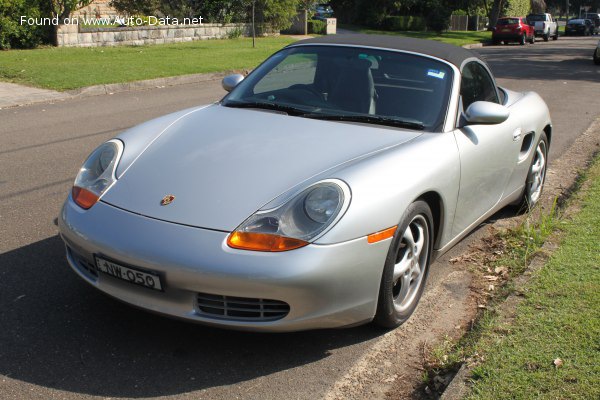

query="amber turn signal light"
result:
[72,186,100,210]
[227,231,308,252]
[367,226,397,244]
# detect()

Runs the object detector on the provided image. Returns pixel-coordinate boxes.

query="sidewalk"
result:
[0,71,227,109]
[0,82,71,109]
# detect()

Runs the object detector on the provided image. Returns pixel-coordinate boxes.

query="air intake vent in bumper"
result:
[66,245,98,281]
[196,293,290,321]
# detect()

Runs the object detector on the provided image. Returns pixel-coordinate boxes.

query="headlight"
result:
[72,139,123,209]
[227,180,351,252]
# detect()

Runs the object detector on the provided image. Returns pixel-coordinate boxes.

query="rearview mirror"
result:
[464,101,510,125]
[222,74,244,92]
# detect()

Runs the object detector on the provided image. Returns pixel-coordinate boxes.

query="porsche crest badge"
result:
[160,194,176,206]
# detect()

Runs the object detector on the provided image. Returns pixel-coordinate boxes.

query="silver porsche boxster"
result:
[59,35,552,332]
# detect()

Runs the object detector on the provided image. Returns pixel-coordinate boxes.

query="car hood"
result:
[102,104,422,231]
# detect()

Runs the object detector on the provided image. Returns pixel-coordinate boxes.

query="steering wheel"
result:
[287,84,326,105]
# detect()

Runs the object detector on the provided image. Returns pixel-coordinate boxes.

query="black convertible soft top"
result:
[289,34,478,68]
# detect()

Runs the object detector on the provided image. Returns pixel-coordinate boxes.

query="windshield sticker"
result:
[427,69,446,79]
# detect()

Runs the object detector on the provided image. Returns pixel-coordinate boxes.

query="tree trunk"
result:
[488,0,504,30]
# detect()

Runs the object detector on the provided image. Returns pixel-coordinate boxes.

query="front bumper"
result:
[59,198,390,332]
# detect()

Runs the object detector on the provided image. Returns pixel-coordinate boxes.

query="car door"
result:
[451,61,519,237]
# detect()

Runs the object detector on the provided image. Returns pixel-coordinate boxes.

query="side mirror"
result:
[464,101,510,125]
[222,74,244,92]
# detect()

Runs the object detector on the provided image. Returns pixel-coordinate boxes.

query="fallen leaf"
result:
[553,358,563,368]
[494,266,508,275]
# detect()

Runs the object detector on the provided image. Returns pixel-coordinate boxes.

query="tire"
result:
[492,39,500,45]
[594,48,600,65]
[374,201,433,328]
[520,34,526,45]
[518,133,549,212]
[530,35,535,44]
[543,32,549,41]
[553,31,558,40]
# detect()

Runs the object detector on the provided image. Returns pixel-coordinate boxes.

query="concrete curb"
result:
[66,71,231,98]
[461,41,490,49]
[0,71,232,110]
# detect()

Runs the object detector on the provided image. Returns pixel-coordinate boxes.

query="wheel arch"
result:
[416,191,444,256]
[543,124,552,146]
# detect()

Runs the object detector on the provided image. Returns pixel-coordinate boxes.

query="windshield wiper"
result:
[303,114,425,131]
[222,100,308,116]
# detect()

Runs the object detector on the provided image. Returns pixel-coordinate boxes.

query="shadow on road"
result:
[0,236,383,397]
[476,42,600,83]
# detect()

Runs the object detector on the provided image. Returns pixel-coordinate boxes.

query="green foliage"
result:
[257,0,299,31]
[227,25,244,38]
[50,0,92,20]
[424,0,452,32]
[307,19,325,34]
[110,0,299,31]
[381,15,426,31]
[0,36,296,89]
[339,25,491,46]
[330,0,453,31]
[466,158,600,399]
[0,0,48,49]
[109,0,160,16]
[503,0,530,17]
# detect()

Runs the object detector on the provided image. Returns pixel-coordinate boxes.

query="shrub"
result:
[0,0,48,49]
[227,26,244,39]
[423,0,452,33]
[382,15,426,31]
[308,19,326,34]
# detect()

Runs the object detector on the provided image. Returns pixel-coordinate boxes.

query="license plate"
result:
[95,256,163,291]
[502,28,510,32]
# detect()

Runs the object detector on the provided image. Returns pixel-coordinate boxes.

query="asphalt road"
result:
[1,35,599,400]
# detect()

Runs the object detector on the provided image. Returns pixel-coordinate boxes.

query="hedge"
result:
[308,19,326,34]
[0,0,48,49]
[381,15,426,31]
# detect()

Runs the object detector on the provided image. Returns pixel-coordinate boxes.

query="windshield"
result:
[223,45,454,132]
[497,18,520,25]
[568,19,584,24]
[527,14,546,22]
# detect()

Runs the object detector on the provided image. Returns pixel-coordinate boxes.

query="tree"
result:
[51,0,93,21]
[488,0,504,29]
[0,0,49,49]
[504,0,530,16]
[530,0,546,13]
[423,0,452,32]
[256,0,299,31]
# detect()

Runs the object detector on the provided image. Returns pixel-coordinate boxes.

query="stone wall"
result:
[56,23,252,47]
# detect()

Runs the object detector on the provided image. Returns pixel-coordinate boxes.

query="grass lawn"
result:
[464,158,600,399]
[0,36,296,90]
[340,25,491,47]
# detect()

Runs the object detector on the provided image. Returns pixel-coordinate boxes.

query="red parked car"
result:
[492,17,535,45]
